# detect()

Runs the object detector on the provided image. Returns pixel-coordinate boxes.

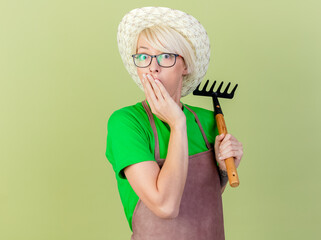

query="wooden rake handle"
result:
[215,114,240,187]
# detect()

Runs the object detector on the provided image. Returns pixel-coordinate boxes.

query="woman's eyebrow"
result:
[138,46,149,50]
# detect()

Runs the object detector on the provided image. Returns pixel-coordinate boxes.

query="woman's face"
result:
[135,35,188,99]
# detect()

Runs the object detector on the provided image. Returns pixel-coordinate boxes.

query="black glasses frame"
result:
[131,53,183,68]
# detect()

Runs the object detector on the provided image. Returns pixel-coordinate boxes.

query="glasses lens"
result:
[157,53,176,67]
[134,54,150,67]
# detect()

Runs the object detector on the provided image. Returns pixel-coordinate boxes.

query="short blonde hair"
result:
[133,25,196,75]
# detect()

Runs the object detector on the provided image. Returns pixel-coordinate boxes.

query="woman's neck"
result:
[171,91,183,110]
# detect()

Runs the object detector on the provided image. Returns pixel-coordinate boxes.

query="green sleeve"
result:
[106,109,156,180]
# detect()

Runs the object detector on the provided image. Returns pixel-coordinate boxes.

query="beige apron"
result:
[130,100,225,240]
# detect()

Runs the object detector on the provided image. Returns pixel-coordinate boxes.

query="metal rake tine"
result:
[230,83,238,96]
[216,81,224,94]
[202,79,210,92]
[209,80,216,93]
[223,82,231,94]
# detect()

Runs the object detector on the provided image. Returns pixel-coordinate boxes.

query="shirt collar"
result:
[145,99,185,111]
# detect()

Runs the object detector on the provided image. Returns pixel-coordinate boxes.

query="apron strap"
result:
[183,104,212,150]
[142,100,161,161]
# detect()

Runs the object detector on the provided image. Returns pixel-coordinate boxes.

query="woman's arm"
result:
[156,121,188,217]
[125,73,190,218]
[124,121,188,219]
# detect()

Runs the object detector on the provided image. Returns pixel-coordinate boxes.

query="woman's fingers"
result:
[143,74,158,106]
[220,133,234,145]
[145,74,164,102]
[219,134,238,152]
[140,74,155,110]
[143,74,160,108]
[154,77,171,101]
[218,150,238,160]
[216,133,243,169]
[215,134,225,150]
[218,150,242,167]
[219,141,242,154]
[219,147,241,158]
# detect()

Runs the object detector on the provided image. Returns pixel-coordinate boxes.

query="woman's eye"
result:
[138,54,148,60]
[163,54,170,59]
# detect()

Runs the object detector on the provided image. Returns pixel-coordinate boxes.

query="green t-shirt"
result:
[105,100,219,232]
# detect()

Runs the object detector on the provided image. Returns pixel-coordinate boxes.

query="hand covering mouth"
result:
[150,75,161,82]
[155,78,162,84]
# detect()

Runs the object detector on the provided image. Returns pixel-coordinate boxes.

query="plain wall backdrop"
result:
[1,0,320,239]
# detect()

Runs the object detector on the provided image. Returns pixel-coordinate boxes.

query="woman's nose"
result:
[149,57,160,72]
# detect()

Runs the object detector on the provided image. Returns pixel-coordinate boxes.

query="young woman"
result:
[106,7,243,240]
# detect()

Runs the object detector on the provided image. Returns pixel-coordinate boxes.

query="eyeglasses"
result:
[131,53,183,68]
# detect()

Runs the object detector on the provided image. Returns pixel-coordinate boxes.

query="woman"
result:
[106,7,243,240]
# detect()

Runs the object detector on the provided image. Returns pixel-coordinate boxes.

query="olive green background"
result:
[1,0,320,239]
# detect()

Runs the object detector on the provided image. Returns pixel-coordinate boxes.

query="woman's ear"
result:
[182,65,188,76]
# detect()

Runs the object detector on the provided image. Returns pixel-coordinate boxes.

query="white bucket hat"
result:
[117,6,210,97]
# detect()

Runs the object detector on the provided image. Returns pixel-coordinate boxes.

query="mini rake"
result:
[193,80,240,187]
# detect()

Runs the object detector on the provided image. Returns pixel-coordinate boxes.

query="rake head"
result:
[193,80,238,99]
